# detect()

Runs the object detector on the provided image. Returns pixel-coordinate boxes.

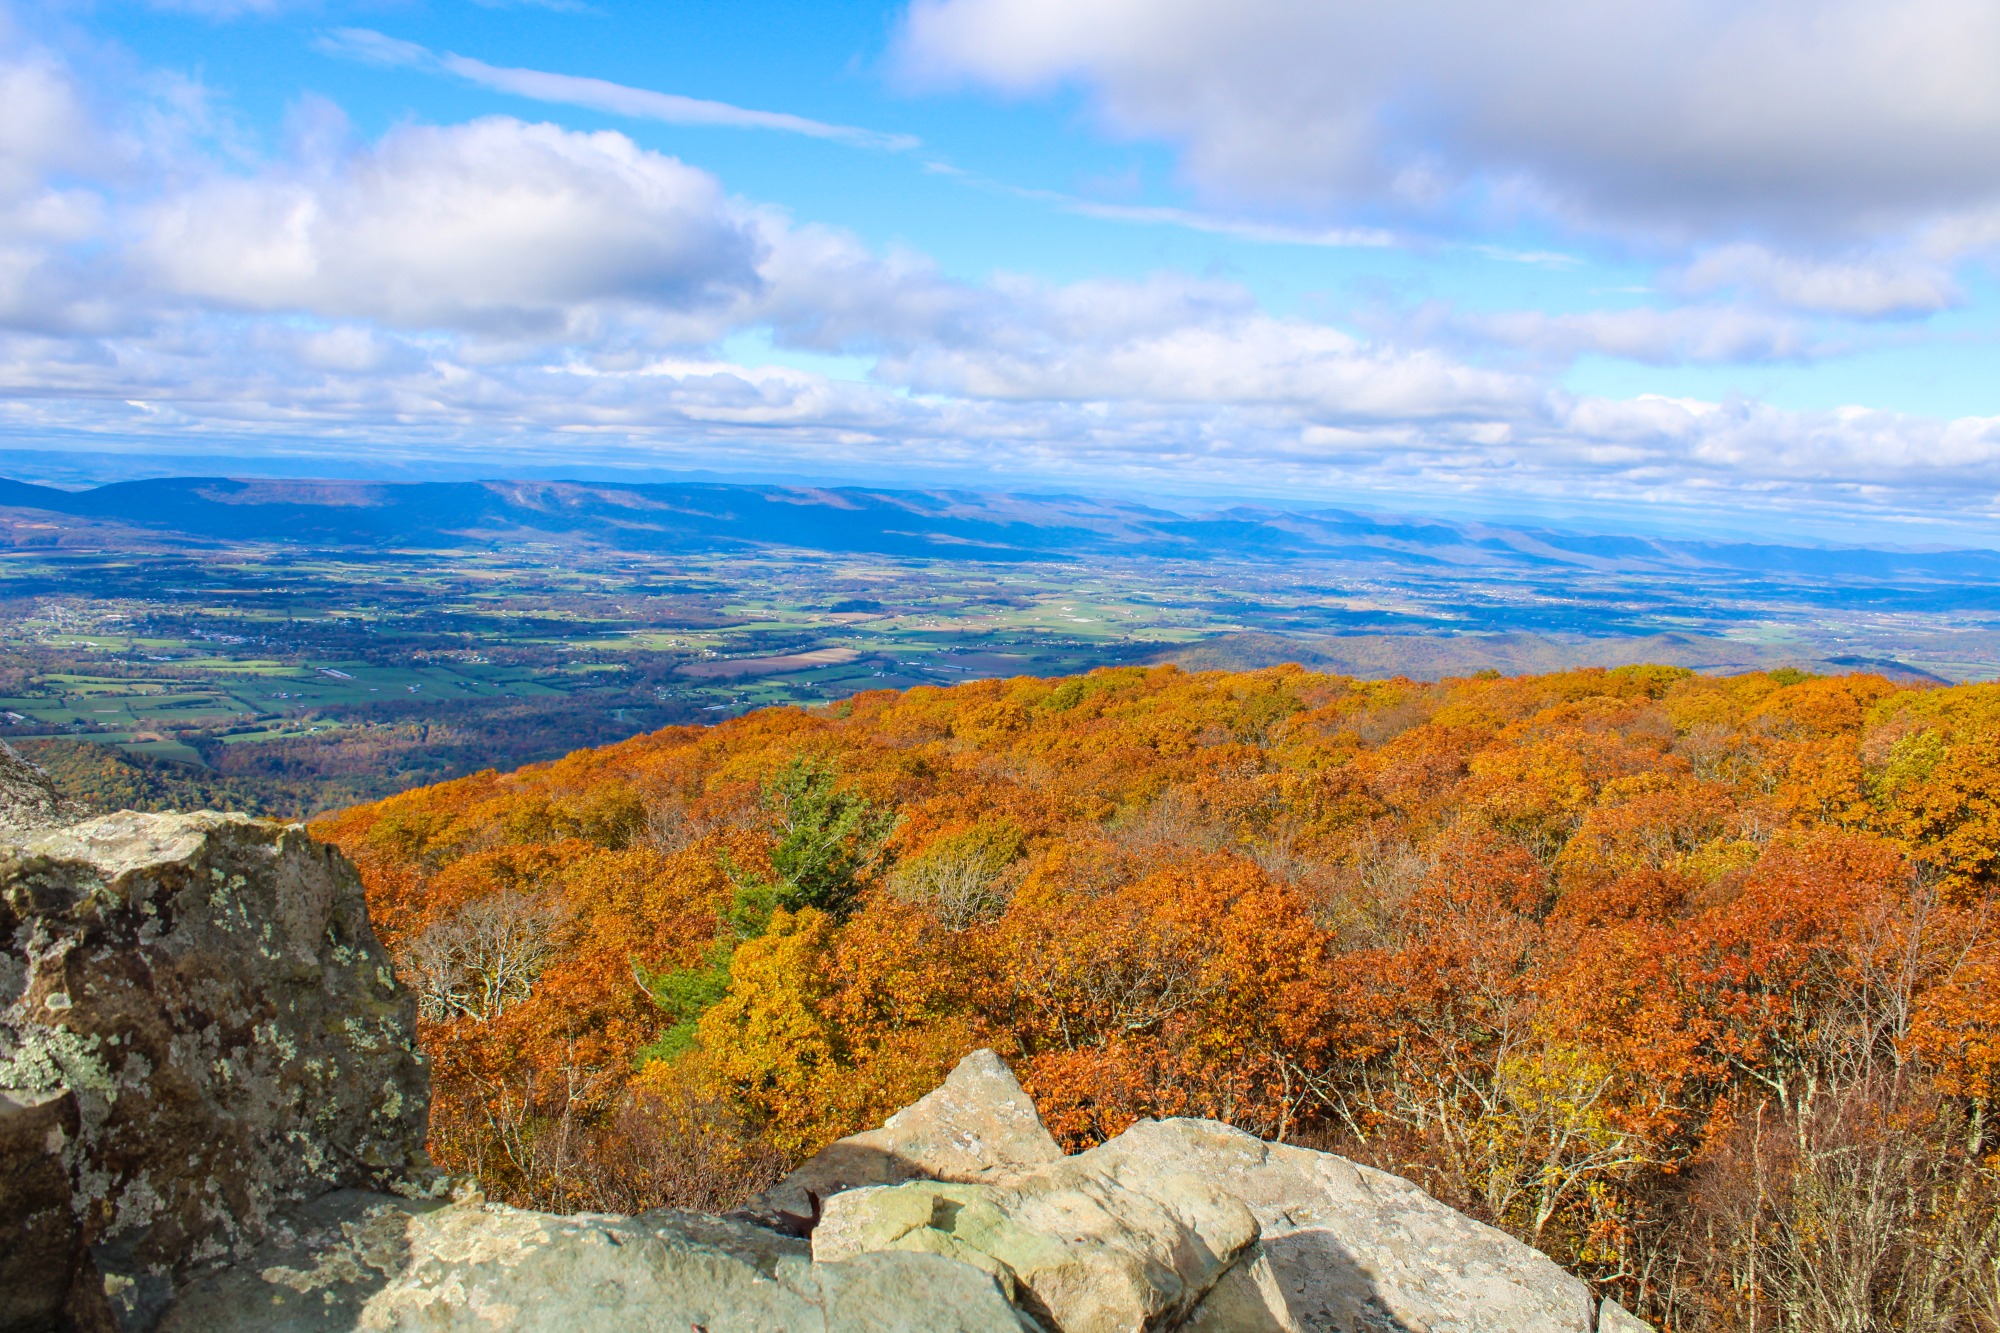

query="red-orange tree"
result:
[315,666,2000,1327]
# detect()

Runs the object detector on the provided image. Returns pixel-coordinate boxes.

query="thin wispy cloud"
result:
[317,29,920,152]
[918,161,1398,248]
[1058,199,1397,249]
[1466,245,1584,270]
[920,161,1590,260]
[468,0,599,12]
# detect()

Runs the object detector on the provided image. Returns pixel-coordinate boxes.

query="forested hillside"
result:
[315,663,2000,1329]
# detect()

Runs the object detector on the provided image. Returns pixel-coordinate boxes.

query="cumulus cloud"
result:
[10,311,2000,532]
[0,41,135,335]
[136,111,764,334]
[898,0,2000,244]
[0,47,101,195]
[863,281,1537,421]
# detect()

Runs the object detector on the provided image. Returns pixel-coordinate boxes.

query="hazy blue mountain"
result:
[6,475,1999,584]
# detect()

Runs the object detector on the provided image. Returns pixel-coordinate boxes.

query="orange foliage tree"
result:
[316,666,2000,1328]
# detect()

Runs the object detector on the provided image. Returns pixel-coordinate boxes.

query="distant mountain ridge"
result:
[4,474,1998,581]
[1156,630,1957,684]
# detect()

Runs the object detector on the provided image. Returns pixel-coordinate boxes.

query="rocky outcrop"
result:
[2,772,1644,1332]
[0,743,81,838]
[797,1075,1601,1332]
[1,804,432,1329]
[163,1045,1616,1332]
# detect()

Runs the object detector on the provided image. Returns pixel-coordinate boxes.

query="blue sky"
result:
[5,0,2000,543]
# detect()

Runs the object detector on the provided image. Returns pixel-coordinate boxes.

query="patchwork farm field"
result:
[0,543,1232,814]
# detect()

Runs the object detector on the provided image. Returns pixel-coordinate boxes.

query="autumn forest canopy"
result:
[315,662,2000,1329]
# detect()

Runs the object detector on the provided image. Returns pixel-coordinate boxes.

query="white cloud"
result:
[136,113,763,333]
[860,279,1538,421]
[1054,199,1391,248]
[10,312,2000,531]
[313,28,427,68]
[1677,244,1962,317]
[1375,301,1838,369]
[921,160,1398,246]
[0,41,133,336]
[468,0,597,12]
[0,47,101,196]
[899,0,2000,244]
[753,223,988,353]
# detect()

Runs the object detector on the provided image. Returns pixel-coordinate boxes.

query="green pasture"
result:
[116,737,209,766]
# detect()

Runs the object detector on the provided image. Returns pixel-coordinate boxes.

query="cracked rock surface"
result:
[1096,1118,1596,1332]
[755,1052,1614,1332]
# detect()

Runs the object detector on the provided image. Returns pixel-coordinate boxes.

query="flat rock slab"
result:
[165,1190,1036,1333]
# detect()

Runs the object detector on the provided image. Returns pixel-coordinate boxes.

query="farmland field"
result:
[8,478,2000,817]
[1,543,1232,814]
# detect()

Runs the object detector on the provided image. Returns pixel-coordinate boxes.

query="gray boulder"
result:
[744,1047,1063,1230]
[1094,1118,1596,1332]
[751,1050,1600,1332]
[0,810,432,1328]
[163,1188,1035,1333]
[812,1159,1259,1333]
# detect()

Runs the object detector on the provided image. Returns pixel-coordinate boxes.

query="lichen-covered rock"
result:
[812,1144,1260,1333]
[1099,1119,1596,1332]
[0,1087,86,1331]
[745,1048,1063,1230]
[0,811,432,1326]
[162,1189,1036,1333]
